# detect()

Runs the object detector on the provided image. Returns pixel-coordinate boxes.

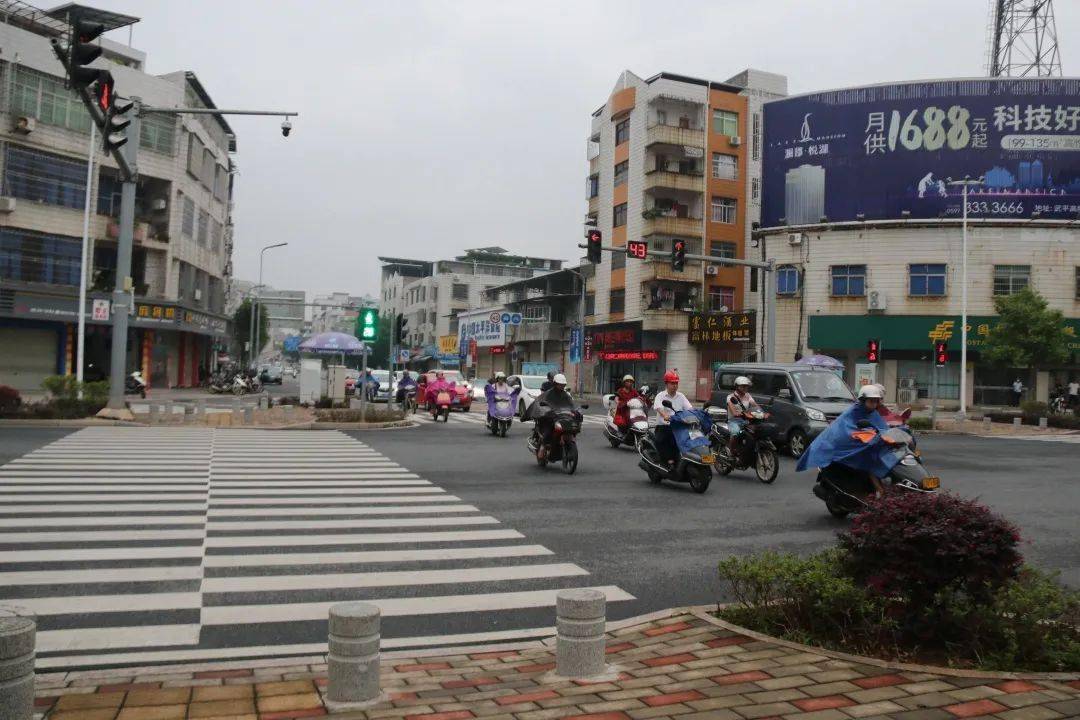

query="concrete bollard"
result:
[232,407,243,425]
[326,602,381,707]
[259,394,269,410]
[196,398,206,417]
[556,588,607,678]
[1013,417,1022,428]
[164,400,174,420]
[148,404,160,424]
[283,405,295,423]
[232,396,241,414]
[243,406,254,425]
[0,610,36,720]
[983,416,992,430]
[1039,416,1048,429]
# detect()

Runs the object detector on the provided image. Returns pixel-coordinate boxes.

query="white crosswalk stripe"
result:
[0,427,633,668]
[978,433,1080,443]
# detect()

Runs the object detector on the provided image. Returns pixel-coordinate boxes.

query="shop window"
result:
[909,263,947,296]
[776,265,800,295]
[831,265,866,297]
[993,265,1030,296]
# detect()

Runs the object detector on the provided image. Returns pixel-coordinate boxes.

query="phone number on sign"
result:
[1001,134,1080,151]
[966,201,1026,215]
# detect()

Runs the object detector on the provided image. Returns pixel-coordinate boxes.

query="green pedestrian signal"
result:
[359,308,377,341]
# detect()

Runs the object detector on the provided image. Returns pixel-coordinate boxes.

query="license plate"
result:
[701,454,715,464]
[922,476,940,490]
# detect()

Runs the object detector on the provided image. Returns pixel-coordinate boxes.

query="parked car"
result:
[507,374,549,418]
[707,363,856,459]
[259,365,284,385]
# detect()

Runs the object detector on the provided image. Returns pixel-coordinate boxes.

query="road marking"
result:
[0,529,205,542]
[203,586,635,625]
[203,544,554,567]
[207,504,478,517]
[0,503,208,513]
[0,547,204,563]
[37,624,202,653]
[210,494,457,505]
[0,493,206,501]
[0,515,204,527]
[210,488,446,496]
[205,528,525,548]
[213,479,429,487]
[7,591,201,615]
[0,566,203,585]
[205,516,498,531]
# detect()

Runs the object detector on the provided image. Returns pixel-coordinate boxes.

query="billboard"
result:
[762,78,1080,226]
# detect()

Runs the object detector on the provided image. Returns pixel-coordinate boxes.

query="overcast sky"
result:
[88,0,1077,299]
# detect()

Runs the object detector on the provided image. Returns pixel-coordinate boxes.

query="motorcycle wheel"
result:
[500,422,508,438]
[233,386,244,396]
[689,465,711,494]
[756,446,779,484]
[607,434,622,449]
[139,388,146,399]
[825,498,850,519]
[788,430,808,459]
[562,442,578,475]
[536,448,548,467]
[441,409,450,422]
[714,444,734,476]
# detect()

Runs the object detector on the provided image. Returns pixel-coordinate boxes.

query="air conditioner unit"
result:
[705,265,719,276]
[0,197,15,214]
[897,387,918,405]
[867,290,887,311]
[151,198,168,211]
[194,289,203,301]
[728,135,742,146]
[787,232,803,245]
[13,116,35,134]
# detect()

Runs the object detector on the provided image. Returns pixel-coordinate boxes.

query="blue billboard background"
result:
[761,78,1080,226]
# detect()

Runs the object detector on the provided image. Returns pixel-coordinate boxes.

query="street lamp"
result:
[946,176,984,421]
[250,242,288,366]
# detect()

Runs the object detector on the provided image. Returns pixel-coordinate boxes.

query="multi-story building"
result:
[378,247,563,369]
[258,289,305,357]
[311,292,374,335]
[581,69,787,397]
[757,77,1080,408]
[0,3,235,392]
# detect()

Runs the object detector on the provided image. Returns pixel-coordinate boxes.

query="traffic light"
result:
[671,239,686,272]
[866,338,880,364]
[395,314,409,344]
[68,18,106,91]
[934,341,948,367]
[586,229,602,263]
[358,308,377,341]
[102,90,134,153]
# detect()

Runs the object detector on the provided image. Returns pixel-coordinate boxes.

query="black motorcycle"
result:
[527,401,586,475]
[813,425,939,519]
[710,407,779,484]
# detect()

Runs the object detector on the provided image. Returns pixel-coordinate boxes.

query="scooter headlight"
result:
[900,454,918,466]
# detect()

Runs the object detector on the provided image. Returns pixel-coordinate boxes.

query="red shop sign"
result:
[489,345,506,354]
[598,350,659,362]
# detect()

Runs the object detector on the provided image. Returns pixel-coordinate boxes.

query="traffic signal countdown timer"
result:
[359,308,378,341]
[626,240,648,259]
[866,339,881,363]
[934,341,948,367]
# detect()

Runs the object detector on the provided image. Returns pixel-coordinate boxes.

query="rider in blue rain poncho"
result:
[796,384,892,497]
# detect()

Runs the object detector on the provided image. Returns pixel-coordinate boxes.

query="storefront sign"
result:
[586,322,642,354]
[438,334,459,355]
[598,350,659,361]
[91,299,110,321]
[458,308,508,347]
[809,314,1080,352]
[688,311,755,345]
[490,345,506,354]
[568,326,582,364]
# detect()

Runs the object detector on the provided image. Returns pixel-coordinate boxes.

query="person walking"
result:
[1068,377,1079,410]
[1011,377,1024,407]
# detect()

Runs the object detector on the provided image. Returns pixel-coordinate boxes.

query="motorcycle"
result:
[232,373,253,396]
[604,396,650,450]
[402,386,418,414]
[527,400,586,474]
[486,386,520,437]
[125,370,147,398]
[710,407,779,484]
[430,389,452,422]
[637,403,714,494]
[813,424,940,519]
[452,383,473,412]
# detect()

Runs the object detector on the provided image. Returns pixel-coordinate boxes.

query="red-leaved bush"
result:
[838,492,1022,605]
[0,385,21,413]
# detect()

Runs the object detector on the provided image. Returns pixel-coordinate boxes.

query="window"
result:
[2,145,87,210]
[613,160,629,187]
[710,196,737,224]
[0,228,82,286]
[710,242,737,259]
[751,178,760,203]
[993,265,1030,295]
[712,153,737,180]
[186,134,205,178]
[181,196,196,237]
[614,118,630,145]
[831,265,866,296]
[452,283,469,301]
[712,109,738,137]
[611,249,625,269]
[213,165,229,203]
[909,263,947,296]
[197,210,209,247]
[777,265,800,295]
[613,203,628,227]
[584,293,596,316]
[10,66,92,134]
[96,173,123,217]
[709,286,735,312]
[609,289,625,313]
[752,113,761,161]
[140,113,177,155]
[1076,267,1080,299]
[586,174,599,199]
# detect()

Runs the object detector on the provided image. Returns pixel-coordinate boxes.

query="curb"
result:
[0,418,138,428]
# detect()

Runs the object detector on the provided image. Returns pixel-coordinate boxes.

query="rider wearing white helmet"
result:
[534,372,573,460]
[726,376,760,452]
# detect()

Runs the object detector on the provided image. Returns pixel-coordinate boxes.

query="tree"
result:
[232,299,269,364]
[983,287,1071,369]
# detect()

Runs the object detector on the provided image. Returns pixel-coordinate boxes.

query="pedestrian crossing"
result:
[412,409,609,427]
[980,432,1080,444]
[0,427,632,669]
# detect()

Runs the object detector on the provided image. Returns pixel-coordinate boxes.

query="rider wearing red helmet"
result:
[652,369,693,465]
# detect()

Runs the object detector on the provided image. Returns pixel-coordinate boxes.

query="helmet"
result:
[622,374,634,383]
[547,371,554,380]
[663,370,679,384]
[553,373,567,385]
[858,384,884,399]
[494,371,506,379]
[734,376,752,388]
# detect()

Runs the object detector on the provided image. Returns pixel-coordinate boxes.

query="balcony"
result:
[512,321,564,343]
[641,258,703,283]
[646,123,704,149]
[641,213,703,238]
[588,195,599,215]
[642,308,690,332]
[644,170,703,193]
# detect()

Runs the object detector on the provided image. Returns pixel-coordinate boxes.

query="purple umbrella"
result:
[298,332,367,355]
[796,354,844,369]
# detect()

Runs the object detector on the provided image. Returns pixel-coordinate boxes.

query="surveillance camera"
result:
[281,119,292,137]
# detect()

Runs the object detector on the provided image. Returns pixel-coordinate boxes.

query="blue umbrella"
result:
[298,332,367,355]
[796,354,844,369]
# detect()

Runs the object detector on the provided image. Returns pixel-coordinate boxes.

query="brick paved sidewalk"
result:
[35,608,1080,720]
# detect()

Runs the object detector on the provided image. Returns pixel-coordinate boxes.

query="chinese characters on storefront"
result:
[688,311,755,345]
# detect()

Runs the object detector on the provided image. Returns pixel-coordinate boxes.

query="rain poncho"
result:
[795,402,896,477]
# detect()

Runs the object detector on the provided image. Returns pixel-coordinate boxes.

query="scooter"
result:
[486,386,520,437]
[604,396,650,449]
[430,390,452,422]
[710,407,779,484]
[232,373,252,396]
[125,370,147,398]
[527,401,586,474]
[813,425,940,519]
[637,402,714,494]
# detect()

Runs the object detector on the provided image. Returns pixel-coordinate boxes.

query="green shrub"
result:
[1020,400,1048,416]
[42,375,78,400]
[0,385,21,413]
[906,416,932,430]
[82,381,110,403]
[315,407,405,423]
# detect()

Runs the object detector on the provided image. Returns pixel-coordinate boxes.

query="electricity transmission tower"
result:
[986,0,1063,77]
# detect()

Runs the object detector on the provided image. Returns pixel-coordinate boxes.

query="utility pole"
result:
[948,176,984,421]
[75,123,97,397]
